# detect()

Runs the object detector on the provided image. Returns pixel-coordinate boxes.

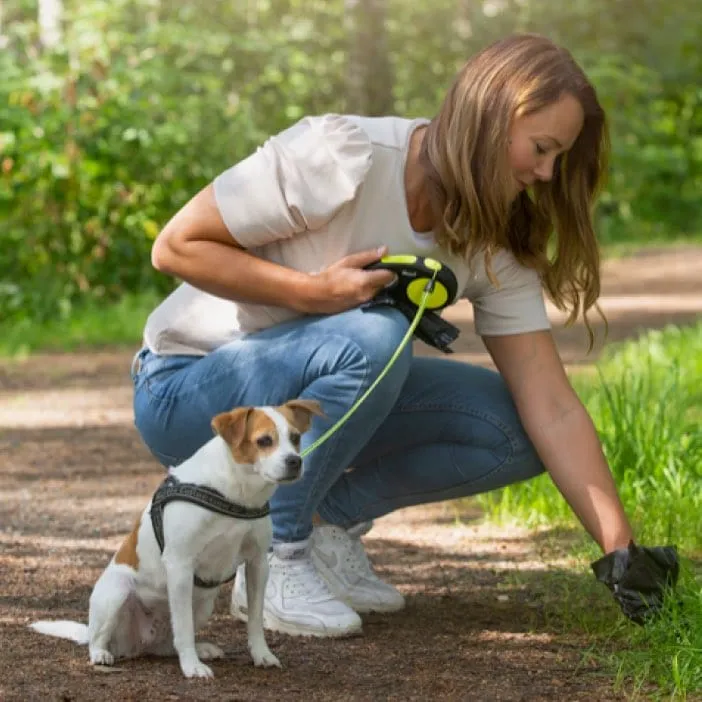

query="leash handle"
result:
[300,271,438,459]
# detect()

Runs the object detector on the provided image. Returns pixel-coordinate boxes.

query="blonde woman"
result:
[132,34,677,637]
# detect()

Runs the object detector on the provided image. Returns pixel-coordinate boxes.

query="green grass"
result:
[601,236,702,260]
[596,219,702,255]
[0,291,161,357]
[502,552,702,701]
[479,322,702,699]
[598,230,702,259]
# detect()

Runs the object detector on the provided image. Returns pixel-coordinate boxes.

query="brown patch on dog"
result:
[212,407,280,465]
[114,515,141,570]
[211,407,252,447]
[278,399,325,434]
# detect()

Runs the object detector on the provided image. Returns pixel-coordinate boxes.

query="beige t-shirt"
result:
[143,113,551,356]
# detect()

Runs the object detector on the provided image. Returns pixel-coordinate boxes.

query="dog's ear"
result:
[281,399,326,434]
[211,407,252,447]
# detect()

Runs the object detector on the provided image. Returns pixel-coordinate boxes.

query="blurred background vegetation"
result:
[2,0,702,326]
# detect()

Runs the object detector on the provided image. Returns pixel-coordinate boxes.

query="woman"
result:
[131,34,661,638]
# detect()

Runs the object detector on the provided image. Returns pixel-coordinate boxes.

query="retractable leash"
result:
[300,255,460,459]
[362,255,460,353]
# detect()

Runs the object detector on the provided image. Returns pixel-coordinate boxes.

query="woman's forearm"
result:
[520,396,634,553]
[154,235,317,313]
[151,185,317,312]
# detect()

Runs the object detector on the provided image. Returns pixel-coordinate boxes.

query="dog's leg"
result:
[164,556,214,679]
[245,554,281,668]
[87,570,133,666]
[193,593,225,661]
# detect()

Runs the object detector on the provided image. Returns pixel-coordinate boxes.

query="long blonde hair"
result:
[420,33,609,348]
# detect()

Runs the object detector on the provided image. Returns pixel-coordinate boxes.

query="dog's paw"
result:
[195,642,225,661]
[180,658,215,679]
[251,646,281,669]
[90,648,115,666]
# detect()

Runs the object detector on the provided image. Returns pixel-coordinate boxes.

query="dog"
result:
[29,398,324,679]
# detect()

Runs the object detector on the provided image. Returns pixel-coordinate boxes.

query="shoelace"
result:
[277,557,336,598]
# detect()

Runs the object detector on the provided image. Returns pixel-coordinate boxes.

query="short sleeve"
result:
[212,114,373,248]
[469,251,551,336]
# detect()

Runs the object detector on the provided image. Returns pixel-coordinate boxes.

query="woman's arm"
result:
[483,330,634,554]
[151,184,395,315]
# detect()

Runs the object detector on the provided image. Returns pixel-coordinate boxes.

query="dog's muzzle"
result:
[282,454,302,481]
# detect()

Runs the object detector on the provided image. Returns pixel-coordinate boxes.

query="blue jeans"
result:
[132,307,544,543]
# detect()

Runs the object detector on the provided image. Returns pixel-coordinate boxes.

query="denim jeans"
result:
[132,306,544,543]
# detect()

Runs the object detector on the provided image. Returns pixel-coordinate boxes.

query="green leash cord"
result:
[300,270,438,459]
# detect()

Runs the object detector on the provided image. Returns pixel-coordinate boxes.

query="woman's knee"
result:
[450,363,544,480]
[336,306,413,377]
[302,306,413,396]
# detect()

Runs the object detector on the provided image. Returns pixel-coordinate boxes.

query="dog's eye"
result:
[256,435,273,448]
[290,432,301,446]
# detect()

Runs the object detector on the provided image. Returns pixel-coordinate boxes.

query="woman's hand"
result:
[591,542,680,625]
[303,247,397,315]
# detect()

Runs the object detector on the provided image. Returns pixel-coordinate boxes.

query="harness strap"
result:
[149,474,270,589]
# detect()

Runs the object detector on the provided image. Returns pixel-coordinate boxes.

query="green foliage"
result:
[496,0,702,243]
[0,291,160,357]
[2,0,702,325]
[0,0,350,324]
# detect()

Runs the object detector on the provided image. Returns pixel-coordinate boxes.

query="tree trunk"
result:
[344,0,394,115]
[0,0,6,50]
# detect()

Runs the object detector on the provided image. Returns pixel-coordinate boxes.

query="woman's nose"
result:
[534,158,556,182]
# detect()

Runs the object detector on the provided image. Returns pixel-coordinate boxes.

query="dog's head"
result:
[210,399,325,484]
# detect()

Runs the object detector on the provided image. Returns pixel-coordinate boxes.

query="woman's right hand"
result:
[303,246,397,315]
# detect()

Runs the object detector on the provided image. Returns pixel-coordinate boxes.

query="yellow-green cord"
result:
[301,271,438,459]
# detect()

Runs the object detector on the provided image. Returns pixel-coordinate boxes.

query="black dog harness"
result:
[149,474,270,589]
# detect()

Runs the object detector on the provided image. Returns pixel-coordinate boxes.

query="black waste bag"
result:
[591,541,680,625]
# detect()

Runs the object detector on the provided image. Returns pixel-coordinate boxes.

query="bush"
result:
[2,0,701,325]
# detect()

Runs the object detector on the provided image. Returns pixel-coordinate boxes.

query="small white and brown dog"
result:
[29,399,324,679]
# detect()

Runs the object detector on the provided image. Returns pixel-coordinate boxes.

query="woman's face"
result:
[507,92,584,196]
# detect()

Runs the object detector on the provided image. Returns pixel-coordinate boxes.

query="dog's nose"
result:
[285,455,302,474]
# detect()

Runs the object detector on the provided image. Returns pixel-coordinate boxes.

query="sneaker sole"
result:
[231,603,363,639]
[346,600,406,614]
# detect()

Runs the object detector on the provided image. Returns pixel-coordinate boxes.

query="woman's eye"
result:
[256,435,273,448]
[535,143,547,156]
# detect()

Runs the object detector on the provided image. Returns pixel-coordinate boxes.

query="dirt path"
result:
[1,247,701,702]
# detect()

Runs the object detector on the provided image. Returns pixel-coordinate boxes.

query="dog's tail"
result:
[28,620,89,645]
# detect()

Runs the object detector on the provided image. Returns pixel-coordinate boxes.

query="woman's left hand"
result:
[591,541,680,625]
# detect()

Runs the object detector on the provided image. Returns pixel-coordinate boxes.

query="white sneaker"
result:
[231,540,362,638]
[310,522,405,613]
